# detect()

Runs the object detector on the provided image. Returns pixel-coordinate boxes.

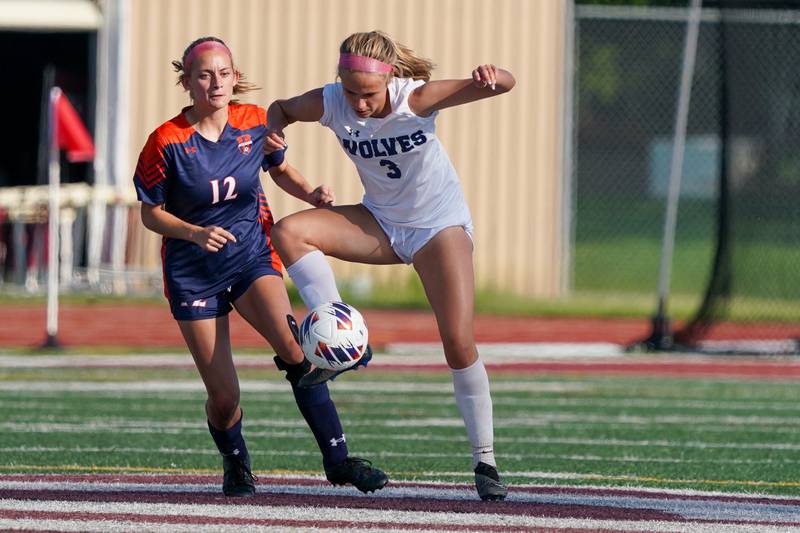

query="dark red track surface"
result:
[5,302,789,349]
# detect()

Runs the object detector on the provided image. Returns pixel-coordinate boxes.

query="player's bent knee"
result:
[272,217,317,256]
[441,336,475,357]
[271,218,301,251]
[441,337,478,368]
[207,394,240,422]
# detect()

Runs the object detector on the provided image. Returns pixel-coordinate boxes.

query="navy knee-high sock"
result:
[292,383,348,467]
[208,411,249,460]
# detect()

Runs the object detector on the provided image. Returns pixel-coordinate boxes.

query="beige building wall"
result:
[127,0,567,298]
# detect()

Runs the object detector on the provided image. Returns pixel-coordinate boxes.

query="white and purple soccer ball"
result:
[299,301,369,371]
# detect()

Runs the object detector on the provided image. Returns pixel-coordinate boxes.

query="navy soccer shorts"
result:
[169,254,282,321]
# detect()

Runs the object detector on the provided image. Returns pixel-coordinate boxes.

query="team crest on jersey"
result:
[236,134,253,155]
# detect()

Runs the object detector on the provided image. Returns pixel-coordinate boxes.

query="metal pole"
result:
[87,0,110,287]
[44,86,62,349]
[650,0,703,350]
[562,0,577,296]
[111,0,132,295]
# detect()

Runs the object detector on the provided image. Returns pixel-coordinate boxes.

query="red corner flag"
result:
[54,89,94,163]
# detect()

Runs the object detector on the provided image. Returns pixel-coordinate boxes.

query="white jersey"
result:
[320,77,471,228]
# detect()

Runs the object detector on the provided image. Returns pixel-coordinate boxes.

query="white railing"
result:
[0,183,161,295]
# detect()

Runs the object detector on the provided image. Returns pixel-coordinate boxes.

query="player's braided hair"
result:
[340,30,435,82]
[171,36,258,102]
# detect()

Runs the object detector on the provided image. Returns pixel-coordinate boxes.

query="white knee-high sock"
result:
[285,250,342,310]
[451,358,496,468]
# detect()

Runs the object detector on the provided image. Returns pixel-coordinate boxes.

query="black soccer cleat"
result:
[274,351,313,388]
[474,462,508,501]
[325,456,389,494]
[222,453,257,497]
[297,344,374,388]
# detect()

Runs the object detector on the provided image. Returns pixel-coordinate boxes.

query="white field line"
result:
[3,412,800,432]
[0,499,609,531]
[7,393,800,413]
[0,379,586,394]
[535,423,800,435]
[368,413,800,428]
[5,478,800,521]
[6,403,800,428]
[385,342,625,357]
[429,468,800,490]
[0,379,796,417]
[3,349,797,368]
[0,523,373,533]
[4,413,799,436]
[0,345,626,369]
[379,395,800,412]
[2,481,800,529]
[1,376,795,403]
[3,410,798,430]
[4,418,800,453]
[0,517,791,533]
[492,397,800,411]
[1,487,799,525]
[4,473,800,500]
[2,445,798,466]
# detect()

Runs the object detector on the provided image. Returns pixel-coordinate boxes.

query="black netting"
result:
[575,3,800,353]
[676,2,800,351]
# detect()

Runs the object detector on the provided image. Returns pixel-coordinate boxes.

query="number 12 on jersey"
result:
[210,176,238,204]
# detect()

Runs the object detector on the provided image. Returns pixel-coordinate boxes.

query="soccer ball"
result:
[299,301,369,370]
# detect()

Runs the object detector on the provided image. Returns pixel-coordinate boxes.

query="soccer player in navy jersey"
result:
[133,36,387,497]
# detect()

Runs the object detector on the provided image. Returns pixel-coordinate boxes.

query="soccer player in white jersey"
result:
[264,30,515,501]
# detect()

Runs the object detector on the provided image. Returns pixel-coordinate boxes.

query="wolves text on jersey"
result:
[340,129,427,159]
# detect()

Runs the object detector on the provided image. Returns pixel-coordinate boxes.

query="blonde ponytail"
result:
[339,30,435,81]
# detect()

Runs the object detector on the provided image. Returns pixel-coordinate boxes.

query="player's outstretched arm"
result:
[140,203,236,252]
[268,160,335,208]
[264,88,325,153]
[409,65,515,117]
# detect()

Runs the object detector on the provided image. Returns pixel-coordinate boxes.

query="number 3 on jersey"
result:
[210,176,238,204]
[379,159,402,179]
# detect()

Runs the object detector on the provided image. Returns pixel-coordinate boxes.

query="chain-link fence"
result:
[573,3,800,347]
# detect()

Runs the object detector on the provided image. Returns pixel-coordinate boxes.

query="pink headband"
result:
[338,53,393,74]
[184,41,233,72]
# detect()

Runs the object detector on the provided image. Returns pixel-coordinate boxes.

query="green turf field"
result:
[1,360,798,496]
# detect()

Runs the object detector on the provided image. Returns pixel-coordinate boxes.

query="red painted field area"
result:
[2,302,651,347]
[1,473,799,532]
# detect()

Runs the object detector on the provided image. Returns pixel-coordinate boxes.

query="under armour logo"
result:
[344,126,360,137]
[180,299,207,308]
[329,434,346,447]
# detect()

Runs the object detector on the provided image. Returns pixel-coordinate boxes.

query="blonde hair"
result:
[171,36,258,103]
[339,30,435,82]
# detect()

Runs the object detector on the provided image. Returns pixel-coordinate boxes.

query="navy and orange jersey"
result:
[133,104,281,301]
